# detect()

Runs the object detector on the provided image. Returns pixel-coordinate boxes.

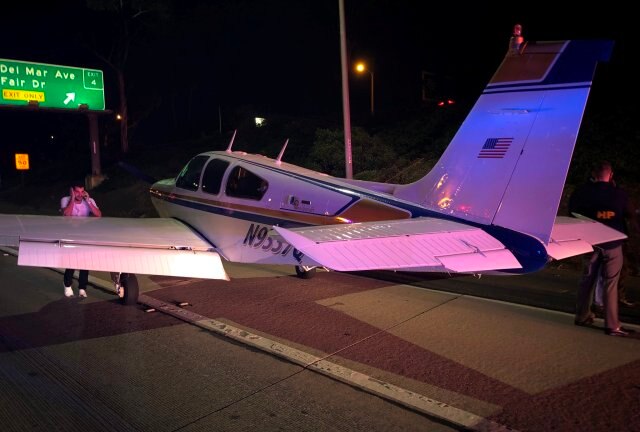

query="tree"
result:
[308,127,396,179]
[85,0,171,153]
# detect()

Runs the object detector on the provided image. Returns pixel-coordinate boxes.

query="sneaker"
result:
[605,327,629,337]
[78,289,87,298]
[64,286,74,297]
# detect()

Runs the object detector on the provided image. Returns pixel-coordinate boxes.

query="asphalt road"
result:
[1,251,640,431]
[0,252,458,432]
[363,263,640,326]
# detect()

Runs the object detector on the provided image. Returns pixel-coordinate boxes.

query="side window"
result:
[175,155,209,191]
[201,158,230,195]
[225,166,268,200]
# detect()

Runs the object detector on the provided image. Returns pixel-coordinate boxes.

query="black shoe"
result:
[605,327,629,336]
[574,315,595,327]
[620,326,637,334]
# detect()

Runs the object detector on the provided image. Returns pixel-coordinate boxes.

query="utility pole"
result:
[338,0,353,179]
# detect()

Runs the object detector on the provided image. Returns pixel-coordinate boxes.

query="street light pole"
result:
[355,62,374,116]
[338,0,353,179]
[368,70,374,116]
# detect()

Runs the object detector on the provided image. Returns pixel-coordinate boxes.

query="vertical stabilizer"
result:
[394,39,613,244]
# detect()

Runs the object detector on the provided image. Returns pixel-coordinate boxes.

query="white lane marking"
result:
[138,294,516,432]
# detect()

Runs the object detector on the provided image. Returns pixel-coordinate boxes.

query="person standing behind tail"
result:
[60,181,102,298]
[570,161,635,336]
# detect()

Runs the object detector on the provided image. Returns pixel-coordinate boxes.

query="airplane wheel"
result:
[120,273,139,305]
[295,265,316,279]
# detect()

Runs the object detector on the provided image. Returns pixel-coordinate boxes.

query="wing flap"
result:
[274,218,521,272]
[18,241,228,280]
[547,215,627,260]
[1,214,229,280]
[0,214,215,250]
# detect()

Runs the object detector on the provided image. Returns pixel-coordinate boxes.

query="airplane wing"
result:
[545,215,627,260]
[0,214,229,280]
[273,217,521,273]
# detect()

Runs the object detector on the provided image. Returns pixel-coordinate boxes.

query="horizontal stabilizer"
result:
[546,215,627,260]
[273,218,521,273]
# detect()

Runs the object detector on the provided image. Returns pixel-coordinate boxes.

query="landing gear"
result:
[111,272,139,305]
[295,265,317,279]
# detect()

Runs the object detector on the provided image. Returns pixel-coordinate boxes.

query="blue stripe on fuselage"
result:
[157,152,441,225]
[156,152,548,273]
[223,153,426,215]
[159,194,307,228]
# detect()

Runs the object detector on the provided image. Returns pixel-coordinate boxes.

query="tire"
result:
[295,265,317,279]
[120,273,139,305]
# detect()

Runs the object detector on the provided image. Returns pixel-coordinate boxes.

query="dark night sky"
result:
[0,1,637,160]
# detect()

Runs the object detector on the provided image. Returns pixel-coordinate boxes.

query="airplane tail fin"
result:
[394,39,613,244]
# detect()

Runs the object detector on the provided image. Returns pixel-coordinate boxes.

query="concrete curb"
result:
[3,245,515,431]
[137,294,515,432]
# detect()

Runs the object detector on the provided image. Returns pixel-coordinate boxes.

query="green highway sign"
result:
[0,58,105,111]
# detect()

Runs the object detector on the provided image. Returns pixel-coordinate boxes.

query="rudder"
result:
[394,39,613,244]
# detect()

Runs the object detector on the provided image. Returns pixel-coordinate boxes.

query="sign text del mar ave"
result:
[0,58,105,111]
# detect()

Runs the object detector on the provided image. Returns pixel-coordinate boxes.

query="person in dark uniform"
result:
[570,161,636,336]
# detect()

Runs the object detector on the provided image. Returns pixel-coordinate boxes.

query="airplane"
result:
[0,37,625,305]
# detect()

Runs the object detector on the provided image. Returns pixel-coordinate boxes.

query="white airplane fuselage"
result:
[150,151,417,268]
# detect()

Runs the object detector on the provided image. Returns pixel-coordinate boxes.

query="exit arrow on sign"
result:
[64,92,76,105]
[0,58,105,110]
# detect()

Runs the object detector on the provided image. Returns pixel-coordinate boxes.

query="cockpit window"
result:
[201,158,230,195]
[175,155,209,191]
[225,166,268,200]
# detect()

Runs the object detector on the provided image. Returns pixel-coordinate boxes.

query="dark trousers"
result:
[64,269,89,290]
[575,245,623,330]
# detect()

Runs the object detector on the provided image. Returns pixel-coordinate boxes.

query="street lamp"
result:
[355,61,374,116]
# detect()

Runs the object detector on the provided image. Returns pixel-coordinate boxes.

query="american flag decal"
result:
[478,137,513,158]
